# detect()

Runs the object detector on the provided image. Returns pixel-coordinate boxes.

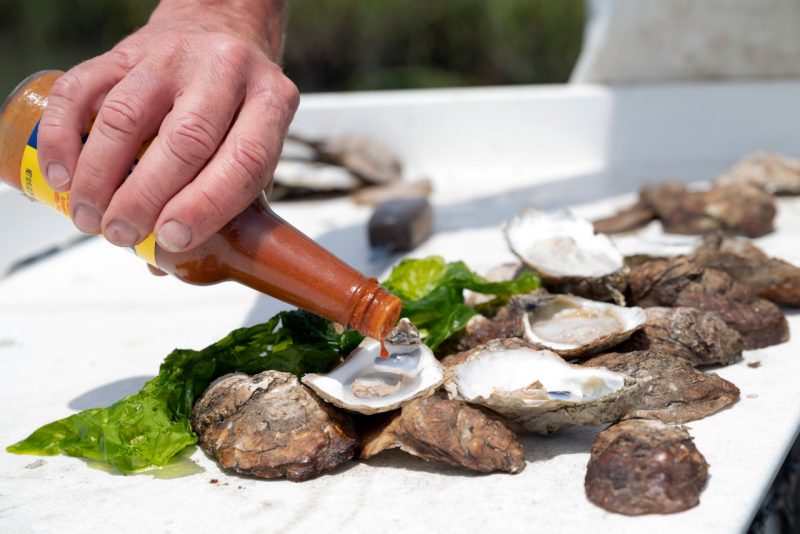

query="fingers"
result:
[154,69,299,251]
[36,51,134,192]
[101,77,244,246]
[68,64,174,235]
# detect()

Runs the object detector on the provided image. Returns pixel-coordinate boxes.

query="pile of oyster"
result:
[270,133,431,204]
[191,151,799,516]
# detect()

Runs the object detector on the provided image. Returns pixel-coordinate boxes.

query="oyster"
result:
[617,307,743,367]
[316,135,403,184]
[273,160,361,192]
[716,152,800,195]
[628,256,789,349]
[593,181,776,238]
[303,319,444,415]
[513,292,645,358]
[609,221,702,260]
[585,419,709,515]
[444,338,641,434]
[505,209,628,303]
[191,371,357,482]
[361,394,525,474]
[583,350,740,424]
[690,235,800,307]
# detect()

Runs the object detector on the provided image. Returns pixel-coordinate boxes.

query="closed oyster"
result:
[585,419,709,515]
[690,235,800,307]
[716,152,800,195]
[504,209,628,304]
[361,394,525,474]
[316,135,403,184]
[444,338,641,434]
[618,307,743,367]
[513,292,645,358]
[191,371,357,482]
[628,256,789,349]
[594,181,776,238]
[303,319,444,415]
[583,350,740,424]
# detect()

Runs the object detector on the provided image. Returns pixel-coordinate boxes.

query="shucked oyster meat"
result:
[445,338,641,434]
[617,307,743,367]
[505,209,628,304]
[585,419,709,515]
[361,394,525,474]
[191,371,357,482]
[513,291,645,358]
[303,319,444,415]
[583,350,740,424]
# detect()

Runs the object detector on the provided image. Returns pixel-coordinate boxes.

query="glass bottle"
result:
[0,71,401,341]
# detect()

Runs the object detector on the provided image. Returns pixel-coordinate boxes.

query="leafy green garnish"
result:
[7,256,538,474]
[383,256,540,349]
[6,311,360,474]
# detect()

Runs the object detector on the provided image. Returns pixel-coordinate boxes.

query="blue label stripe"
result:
[27,120,40,149]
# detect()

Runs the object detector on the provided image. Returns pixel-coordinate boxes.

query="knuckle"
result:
[96,95,144,140]
[165,113,220,166]
[228,137,270,193]
[277,77,300,112]
[49,72,82,104]
[212,36,252,70]
[197,187,226,221]
[105,47,139,71]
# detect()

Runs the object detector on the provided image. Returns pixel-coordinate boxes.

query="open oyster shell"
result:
[303,319,444,415]
[504,209,628,303]
[513,292,645,358]
[444,338,641,434]
[716,152,800,195]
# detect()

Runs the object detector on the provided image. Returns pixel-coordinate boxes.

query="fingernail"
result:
[105,219,140,247]
[46,162,70,189]
[73,204,101,234]
[157,220,192,252]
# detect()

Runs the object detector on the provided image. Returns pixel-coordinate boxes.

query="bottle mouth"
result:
[1,70,59,118]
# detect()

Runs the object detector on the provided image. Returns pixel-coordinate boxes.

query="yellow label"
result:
[20,121,158,267]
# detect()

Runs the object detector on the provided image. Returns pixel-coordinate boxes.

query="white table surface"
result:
[3,81,800,534]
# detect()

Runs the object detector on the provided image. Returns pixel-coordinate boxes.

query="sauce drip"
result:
[379,339,389,360]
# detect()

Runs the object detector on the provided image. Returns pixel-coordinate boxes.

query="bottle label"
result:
[20,120,158,266]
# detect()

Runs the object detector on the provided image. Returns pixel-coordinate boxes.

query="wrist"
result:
[151,0,286,60]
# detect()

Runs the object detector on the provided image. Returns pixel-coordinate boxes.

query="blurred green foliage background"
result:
[0,0,583,98]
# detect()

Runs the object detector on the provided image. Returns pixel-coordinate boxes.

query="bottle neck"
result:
[212,200,401,339]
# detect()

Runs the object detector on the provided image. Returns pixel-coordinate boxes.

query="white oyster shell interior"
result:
[609,221,701,258]
[523,295,646,352]
[452,348,624,404]
[505,209,623,278]
[302,338,443,414]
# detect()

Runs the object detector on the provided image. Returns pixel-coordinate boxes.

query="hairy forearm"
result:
[152,0,287,60]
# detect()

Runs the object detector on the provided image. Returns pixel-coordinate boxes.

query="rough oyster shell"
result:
[690,235,800,307]
[585,419,709,515]
[360,394,525,474]
[191,371,357,482]
[716,152,800,195]
[303,320,444,415]
[583,350,740,424]
[513,292,645,358]
[444,338,641,434]
[628,256,789,349]
[504,209,628,303]
[617,307,743,367]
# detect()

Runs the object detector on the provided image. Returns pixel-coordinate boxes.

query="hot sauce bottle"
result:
[0,71,402,343]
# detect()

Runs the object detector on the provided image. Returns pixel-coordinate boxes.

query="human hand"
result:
[36,0,298,252]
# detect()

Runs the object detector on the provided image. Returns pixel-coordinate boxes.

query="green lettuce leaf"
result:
[6,310,359,474]
[383,256,540,349]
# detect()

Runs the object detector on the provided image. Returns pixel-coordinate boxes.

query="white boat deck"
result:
[2,81,800,533]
